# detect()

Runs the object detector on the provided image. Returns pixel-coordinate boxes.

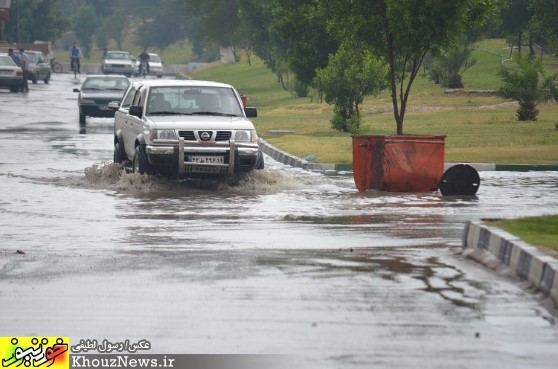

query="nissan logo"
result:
[199,131,211,141]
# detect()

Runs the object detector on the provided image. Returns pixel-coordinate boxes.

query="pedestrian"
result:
[18,49,29,92]
[69,42,82,73]
[102,47,108,59]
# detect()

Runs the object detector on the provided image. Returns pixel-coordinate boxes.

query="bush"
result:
[289,77,310,98]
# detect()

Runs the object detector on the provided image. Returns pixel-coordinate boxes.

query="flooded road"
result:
[1,74,558,368]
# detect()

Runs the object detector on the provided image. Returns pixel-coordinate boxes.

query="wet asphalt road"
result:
[1,73,558,368]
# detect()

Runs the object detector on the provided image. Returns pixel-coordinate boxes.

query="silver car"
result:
[24,50,51,84]
[101,51,134,77]
[110,80,264,178]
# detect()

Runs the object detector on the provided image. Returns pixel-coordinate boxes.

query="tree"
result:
[320,0,496,135]
[4,0,69,43]
[500,0,530,51]
[98,9,129,51]
[179,0,241,49]
[430,39,477,89]
[497,55,558,121]
[529,0,558,55]
[135,2,190,52]
[314,44,388,133]
[73,5,99,58]
[238,0,290,88]
[272,0,337,87]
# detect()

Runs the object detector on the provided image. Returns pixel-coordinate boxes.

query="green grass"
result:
[189,42,558,165]
[485,215,558,253]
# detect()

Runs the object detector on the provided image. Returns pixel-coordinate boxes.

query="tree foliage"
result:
[497,56,558,121]
[135,1,190,52]
[320,0,496,134]
[430,39,478,89]
[179,0,241,48]
[73,5,99,58]
[4,0,69,43]
[272,0,337,86]
[314,44,389,133]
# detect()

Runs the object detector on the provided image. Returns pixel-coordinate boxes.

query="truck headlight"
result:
[150,129,177,140]
[234,129,258,142]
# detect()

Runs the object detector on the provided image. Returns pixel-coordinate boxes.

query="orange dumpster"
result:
[352,135,446,192]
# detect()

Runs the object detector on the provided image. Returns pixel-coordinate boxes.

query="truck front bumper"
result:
[146,138,259,176]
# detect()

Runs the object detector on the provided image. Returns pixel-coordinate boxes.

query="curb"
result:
[258,139,337,172]
[462,221,558,305]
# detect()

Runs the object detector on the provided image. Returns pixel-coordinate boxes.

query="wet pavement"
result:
[1,73,558,368]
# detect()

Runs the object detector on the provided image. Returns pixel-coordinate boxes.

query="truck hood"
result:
[147,115,256,130]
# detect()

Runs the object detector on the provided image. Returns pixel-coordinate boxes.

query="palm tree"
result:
[497,56,558,121]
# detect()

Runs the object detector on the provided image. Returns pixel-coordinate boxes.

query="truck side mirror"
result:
[129,105,143,118]
[244,107,257,118]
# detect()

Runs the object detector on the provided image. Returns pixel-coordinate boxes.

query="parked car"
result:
[101,51,134,77]
[133,53,163,78]
[73,74,130,124]
[24,50,51,84]
[110,79,264,177]
[0,53,25,93]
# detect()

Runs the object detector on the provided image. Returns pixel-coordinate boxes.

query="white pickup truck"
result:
[110,79,264,177]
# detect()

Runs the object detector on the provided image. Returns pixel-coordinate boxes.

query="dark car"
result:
[73,74,130,124]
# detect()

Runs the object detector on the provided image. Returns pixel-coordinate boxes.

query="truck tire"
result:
[113,141,127,164]
[255,151,265,169]
[133,146,154,175]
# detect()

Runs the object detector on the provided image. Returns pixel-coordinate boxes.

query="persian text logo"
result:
[1,337,69,368]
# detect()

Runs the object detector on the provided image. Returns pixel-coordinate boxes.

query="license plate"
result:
[187,155,224,164]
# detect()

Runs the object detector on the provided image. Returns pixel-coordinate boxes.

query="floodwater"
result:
[1,74,558,368]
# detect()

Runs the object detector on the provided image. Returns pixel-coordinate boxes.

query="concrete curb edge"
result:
[462,221,558,305]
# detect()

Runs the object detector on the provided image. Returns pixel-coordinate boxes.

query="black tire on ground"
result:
[113,141,127,164]
[439,164,480,196]
[79,112,86,125]
[44,73,50,84]
[31,76,37,84]
[52,63,63,73]
[133,145,153,175]
[9,86,18,93]
[255,151,265,169]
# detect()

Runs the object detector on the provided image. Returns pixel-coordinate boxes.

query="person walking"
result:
[18,49,29,92]
[69,42,82,74]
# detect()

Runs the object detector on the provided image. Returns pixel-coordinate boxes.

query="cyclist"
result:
[69,42,82,74]
[138,47,150,75]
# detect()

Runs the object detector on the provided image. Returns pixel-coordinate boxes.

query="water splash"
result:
[44,162,314,196]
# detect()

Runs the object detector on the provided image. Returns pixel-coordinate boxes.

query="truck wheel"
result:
[79,112,86,125]
[114,141,127,164]
[133,146,153,175]
[255,151,265,169]
[44,73,51,84]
